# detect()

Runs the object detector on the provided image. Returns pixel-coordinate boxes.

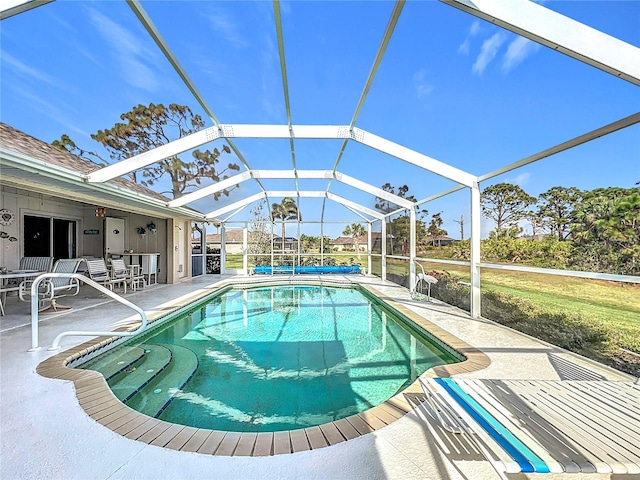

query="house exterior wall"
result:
[0,185,186,284]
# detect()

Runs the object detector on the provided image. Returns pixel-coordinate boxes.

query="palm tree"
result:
[271,197,300,251]
[343,223,366,259]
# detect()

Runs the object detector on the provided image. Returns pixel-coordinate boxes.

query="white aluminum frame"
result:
[11,0,637,319]
[441,0,640,86]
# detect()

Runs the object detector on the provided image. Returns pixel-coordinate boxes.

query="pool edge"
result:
[36,277,491,456]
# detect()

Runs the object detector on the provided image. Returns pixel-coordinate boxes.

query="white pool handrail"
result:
[29,273,147,351]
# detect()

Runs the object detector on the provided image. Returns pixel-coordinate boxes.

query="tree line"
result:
[373,182,639,275]
[477,182,640,275]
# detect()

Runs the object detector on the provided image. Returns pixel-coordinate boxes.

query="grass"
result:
[412,260,640,355]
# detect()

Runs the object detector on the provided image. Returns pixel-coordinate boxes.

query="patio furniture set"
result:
[0,256,146,315]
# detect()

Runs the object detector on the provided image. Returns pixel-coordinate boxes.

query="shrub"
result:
[428,270,629,374]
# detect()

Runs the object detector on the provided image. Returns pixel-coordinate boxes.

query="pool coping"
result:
[36,277,490,456]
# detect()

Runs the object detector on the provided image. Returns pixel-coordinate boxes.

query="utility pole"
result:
[453,215,464,240]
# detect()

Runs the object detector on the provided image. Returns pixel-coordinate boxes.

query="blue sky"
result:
[1,0,639,239]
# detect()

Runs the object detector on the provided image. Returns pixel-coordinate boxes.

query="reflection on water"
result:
[103,285,457,432]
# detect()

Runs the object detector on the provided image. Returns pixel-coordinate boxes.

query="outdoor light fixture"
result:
[95,207,106,217]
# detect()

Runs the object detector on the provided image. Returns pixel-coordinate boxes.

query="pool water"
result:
[81,285,459,432]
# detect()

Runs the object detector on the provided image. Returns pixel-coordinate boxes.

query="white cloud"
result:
[457,20,482,55]
[472,32,506,75]
[506,172,531,187]
[87,8,161,92]
[469,20,482,36]
[458,39,471,56]
[1,50,59,86]
[205,8,248,48]
[501,36,540,73]
[413,69,434,98]
[9,84,87,138]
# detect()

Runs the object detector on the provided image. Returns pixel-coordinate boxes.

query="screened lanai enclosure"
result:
[3,0,639,321]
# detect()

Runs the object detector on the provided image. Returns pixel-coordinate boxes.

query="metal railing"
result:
[29,273,147,351]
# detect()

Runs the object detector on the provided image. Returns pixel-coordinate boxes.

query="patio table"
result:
[0,270,46,315]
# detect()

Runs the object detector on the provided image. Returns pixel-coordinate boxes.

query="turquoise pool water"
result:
[80,285,459,432]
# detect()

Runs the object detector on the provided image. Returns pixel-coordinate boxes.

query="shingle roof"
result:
[0,122,171,203]
[330,235,367,245]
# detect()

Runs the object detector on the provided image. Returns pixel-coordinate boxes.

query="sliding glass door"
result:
[24,215,77,260]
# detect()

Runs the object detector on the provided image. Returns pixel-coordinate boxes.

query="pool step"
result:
[80,346,146,381]
[108,344,172,403]
[125,344,199,419]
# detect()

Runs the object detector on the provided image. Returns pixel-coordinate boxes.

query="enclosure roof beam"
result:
[86,128,220,183]
[207,189,383,222]
[168,171,253,207]
[87,124,475,187]
[0,0,52,19]
[353,128,476,187]
[205,192,266,220]
[172,168,412,211]
[479,112,640,182]
[441,0,640,86]
[326,193,384,220]
[273,1,300,199]
[221,205,249,223]
[326,0,406,210]
[344,205,373,223]
[334,172,415,208]
[126,0,266,194]
[251,169,330,179]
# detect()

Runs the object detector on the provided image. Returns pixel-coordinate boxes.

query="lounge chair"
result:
[85,258,127,293]
[420,378,640,475]
[19,258,83,312]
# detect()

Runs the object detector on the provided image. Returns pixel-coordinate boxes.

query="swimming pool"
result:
[79,284,460,433]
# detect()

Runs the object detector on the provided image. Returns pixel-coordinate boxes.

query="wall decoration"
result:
[0,232,17,242]
[0,209,15,226]
[146,222,157,234]
[137,227,146,236]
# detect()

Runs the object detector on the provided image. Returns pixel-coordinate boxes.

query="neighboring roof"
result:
[205,229,244,244]
[272,236,297,242]
[0,122,169,202]
[331,235,367,245]
[424,235,456,242]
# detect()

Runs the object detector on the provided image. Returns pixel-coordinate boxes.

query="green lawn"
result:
[415,260,640,353]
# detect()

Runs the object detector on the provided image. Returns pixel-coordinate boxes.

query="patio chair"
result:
[85,258,127,294]
[109,258,145,292]
[19,256,54,273]
[5,256,55,302]
[19,258,83,312]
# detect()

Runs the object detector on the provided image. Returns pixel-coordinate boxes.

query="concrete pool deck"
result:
[0,274,634,480]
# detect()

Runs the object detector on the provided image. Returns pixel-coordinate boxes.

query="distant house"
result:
[424,235,455,247]
[330,235,367,252]
[272,236,298,252]
[205,228,244,254]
